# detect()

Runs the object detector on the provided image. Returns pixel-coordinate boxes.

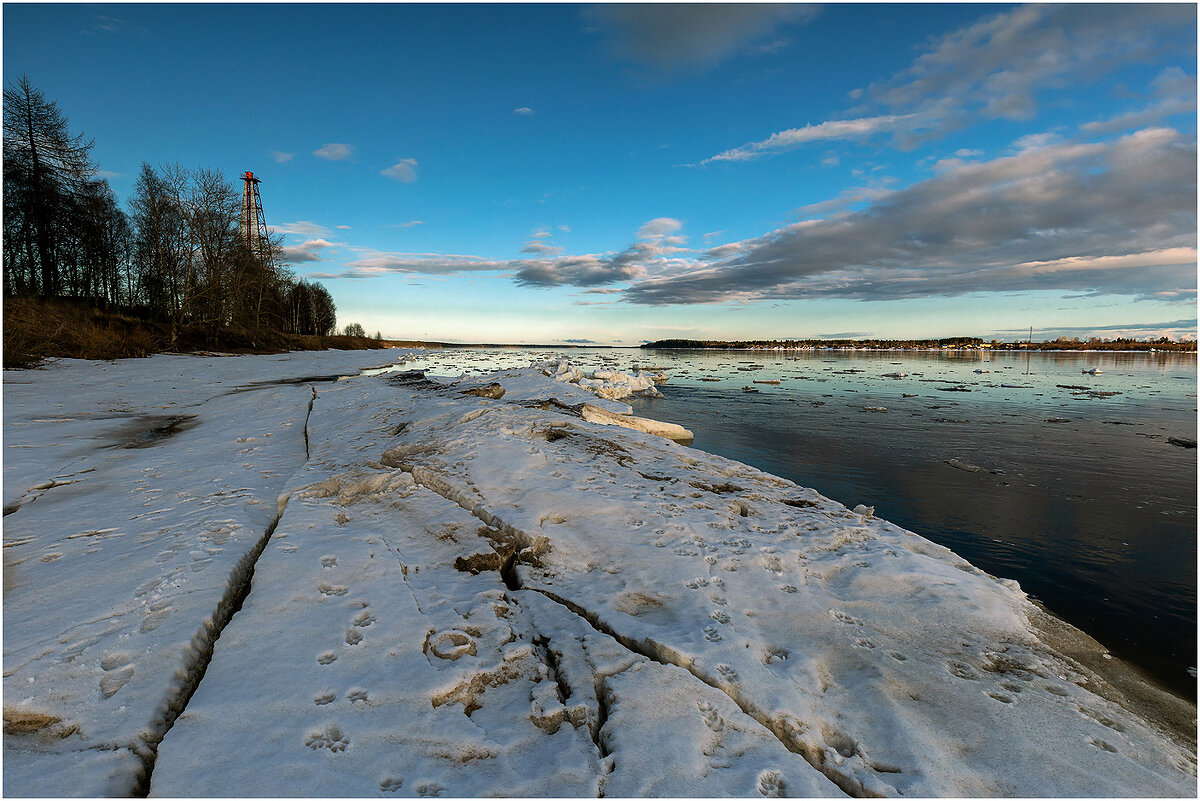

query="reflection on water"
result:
[406,347,1198,698]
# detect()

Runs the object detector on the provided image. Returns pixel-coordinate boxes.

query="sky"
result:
[4,2,1196,345]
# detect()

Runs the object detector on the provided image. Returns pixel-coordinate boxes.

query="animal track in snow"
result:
[380,776,404,792]
[698,700,724,733]
[716,664,738,682]
[779,584,797,593]
[1077,705,1126,732]
[317,651,338,665]
[353,609,375,627]
[345,628,363,646]
[852,637,876,649]
[710,610,731,624]
[318,581,349,597]
[415,781,446,797]
[947,661,978,680]
[703,625,723,642]
[305,725,349,752]
[829,609,863,626]
[347,688,368,704]
[886,650,907,661]
[1087,736,1118,753]
[757,770,786,797]
[321,555,337,568]
[986,691,1014,704]
[314,691,336,706]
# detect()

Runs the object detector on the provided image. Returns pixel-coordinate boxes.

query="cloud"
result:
[563,338,597,344]
[271,220,329,236]
[386,220,424,228]
[382,158,418,182]
[703,4,1194,162]
[558,224,571,233]
[703,114,916,164]
[270,150,294,163]
[521,241,563,256]
[313,143,355,161]
[513,107,535,116]
[636,217,683,240]
[328,251,509,278]
[588,3,818,71]
[96,170,125,179]
[85,16,148,36]
[625,127,1197,305]
[282,238,336,263]
[513,253,647,287]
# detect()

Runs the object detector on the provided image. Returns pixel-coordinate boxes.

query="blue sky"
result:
[4,3,1196,344]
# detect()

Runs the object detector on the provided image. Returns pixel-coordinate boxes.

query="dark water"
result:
[627,349,1197,699]
[407,347,1197,699]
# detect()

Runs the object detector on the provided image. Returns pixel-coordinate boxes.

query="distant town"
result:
[642,337,1197,352]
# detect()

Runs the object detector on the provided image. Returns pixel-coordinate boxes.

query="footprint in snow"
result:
[304,724,348,752]
[703,625,723,642]
[757,770,786,798]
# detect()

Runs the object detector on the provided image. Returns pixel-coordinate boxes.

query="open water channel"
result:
[405,347,1197,699]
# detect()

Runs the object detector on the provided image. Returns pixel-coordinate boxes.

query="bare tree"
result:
[2,75,97,297]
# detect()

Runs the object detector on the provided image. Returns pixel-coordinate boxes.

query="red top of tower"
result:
[243,171,259,183]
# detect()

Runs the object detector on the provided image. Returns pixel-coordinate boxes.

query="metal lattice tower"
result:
[240,171,271,263]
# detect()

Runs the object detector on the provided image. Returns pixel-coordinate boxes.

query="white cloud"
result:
[270,150,294,163]
[386,220,424,228]
[282,238,336,263]
[701,4,1193,163]
[636,217,683,240]
[513,107,535,116]
[703,115,915,164]
[382,159,418,183]
[313,143,355,161]
[271,220,329,237]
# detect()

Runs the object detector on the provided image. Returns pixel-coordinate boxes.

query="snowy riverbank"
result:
[3,351,1195,796]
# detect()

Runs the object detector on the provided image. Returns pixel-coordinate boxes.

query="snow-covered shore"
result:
[3,351,1195,797]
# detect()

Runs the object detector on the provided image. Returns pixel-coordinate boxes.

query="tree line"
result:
[3,76,339,347]
[642,336,1195,351]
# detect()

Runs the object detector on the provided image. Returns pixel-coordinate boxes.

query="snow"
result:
[3,352,1195,797]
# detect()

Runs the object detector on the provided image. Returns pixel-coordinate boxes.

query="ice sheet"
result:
[3,354,1194,797]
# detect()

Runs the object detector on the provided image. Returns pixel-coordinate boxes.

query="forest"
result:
[3,76,361,366]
